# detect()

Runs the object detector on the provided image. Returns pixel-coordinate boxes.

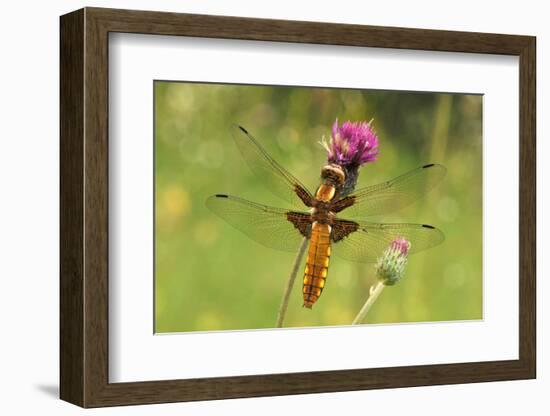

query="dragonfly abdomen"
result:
[303,222,332,308]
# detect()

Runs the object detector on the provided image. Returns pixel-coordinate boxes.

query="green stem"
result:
[276,237,308,328]
[352,281,385,325]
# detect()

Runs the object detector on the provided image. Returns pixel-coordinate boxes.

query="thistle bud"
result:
[375,237,411,286]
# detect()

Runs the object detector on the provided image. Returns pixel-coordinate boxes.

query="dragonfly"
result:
[207,125,446,308]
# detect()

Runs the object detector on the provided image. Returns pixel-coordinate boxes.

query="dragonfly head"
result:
[321,163,345,187]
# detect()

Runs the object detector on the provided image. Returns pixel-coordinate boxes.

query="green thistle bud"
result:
[375,237,411,286]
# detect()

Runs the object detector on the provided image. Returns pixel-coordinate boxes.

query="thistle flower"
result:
[320,119,380,196]
[375,237,411,286]
[321,119,379,167]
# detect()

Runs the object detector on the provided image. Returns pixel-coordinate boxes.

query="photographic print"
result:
[154,81,482,333]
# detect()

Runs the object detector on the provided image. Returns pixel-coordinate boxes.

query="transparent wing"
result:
[334,164,446,219]
[231,125,314,209]
[332,219,445,263]
[206,194,311,252]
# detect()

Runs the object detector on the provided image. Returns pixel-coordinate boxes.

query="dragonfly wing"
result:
[206,194,311,252]
[332,164,446,219]
[232,125,314,209]
[331,219,445,263]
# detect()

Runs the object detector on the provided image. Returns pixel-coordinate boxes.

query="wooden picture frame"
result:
[60,7,536,408]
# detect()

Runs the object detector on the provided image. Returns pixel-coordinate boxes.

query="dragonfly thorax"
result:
[311,206,335,225]
[315,184,336,202]
[316,164,345,202]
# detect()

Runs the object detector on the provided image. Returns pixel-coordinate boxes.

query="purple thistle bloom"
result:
[321,119,380,167]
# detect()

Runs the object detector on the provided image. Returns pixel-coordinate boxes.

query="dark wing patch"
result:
[331,219,360,242]
[294,184,315,207]
[286,212,312,238]
[329,195,356,213]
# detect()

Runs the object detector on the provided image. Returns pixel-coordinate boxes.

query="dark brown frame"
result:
[60,7,536,408]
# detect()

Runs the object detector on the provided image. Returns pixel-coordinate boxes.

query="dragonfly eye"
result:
[321,164,345,185]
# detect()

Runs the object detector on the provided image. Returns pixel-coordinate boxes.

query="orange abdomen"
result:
[303,222,332,308]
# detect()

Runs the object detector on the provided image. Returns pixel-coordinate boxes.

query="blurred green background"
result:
[154,81,482,333]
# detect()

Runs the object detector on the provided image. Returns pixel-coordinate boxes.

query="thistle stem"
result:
[352,281,385,325]
[276,237,308,328]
